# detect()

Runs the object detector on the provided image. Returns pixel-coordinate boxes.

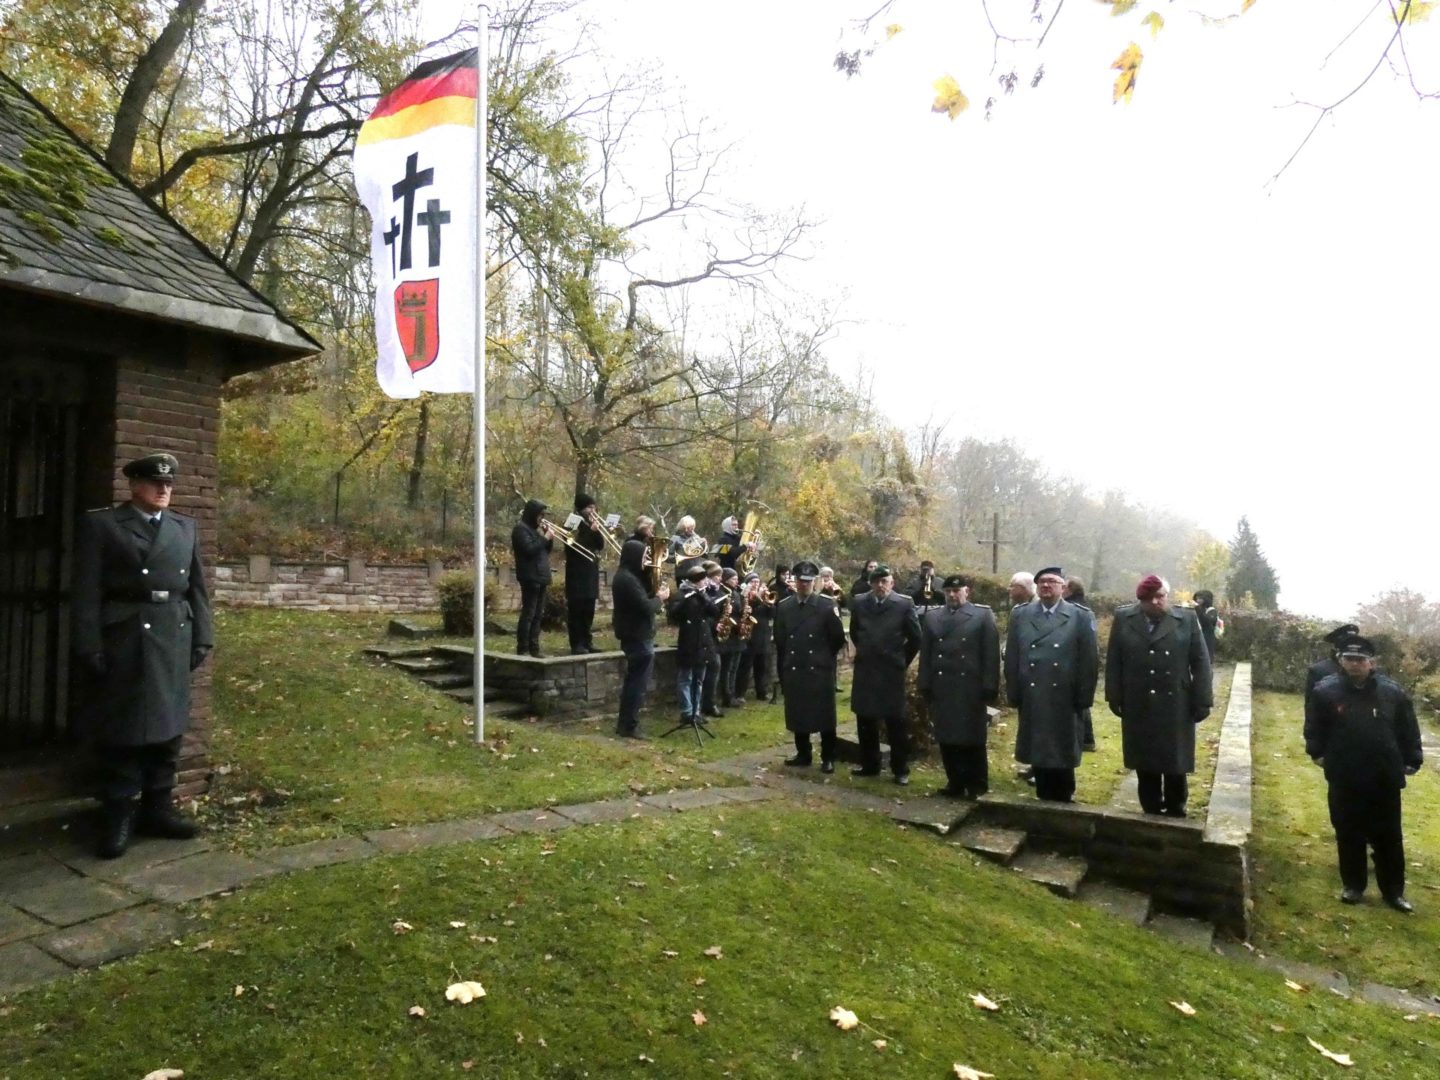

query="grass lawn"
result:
[1250,689,1440,995]
[4,802,1437,1079]
[204,610,737,852]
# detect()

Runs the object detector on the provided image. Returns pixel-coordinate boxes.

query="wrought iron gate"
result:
[0,355,84,753]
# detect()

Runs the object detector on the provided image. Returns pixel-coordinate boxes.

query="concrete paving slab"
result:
[0,902,47,945]
[37,905,186,968]
[484,809,574,835]
[713,786,784,804]
[639,788,734,812]
[1234,949,1352,997]
[57,836,212,880]
[1077,882,1152,926]
[7,877,142,927]
[0,853,77,897]
[550,799,661,825]
[0,940,73,994]
[1359,982,1440,1016]
[957,824,1027,865]
[891,796,969,835]
[115,851,279,904]
[1146,913,1216,952]
[256,835,379,872]
[363,817,508,855]
[1011,851,1088,898]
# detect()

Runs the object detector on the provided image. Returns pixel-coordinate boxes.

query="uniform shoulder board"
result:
[973,603,992,609]
[87,506,111,513]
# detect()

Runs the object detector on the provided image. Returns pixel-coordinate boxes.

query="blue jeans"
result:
[618,640,655,733]
[676,665,705,718]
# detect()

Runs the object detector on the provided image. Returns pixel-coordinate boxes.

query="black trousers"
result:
[95,735,184,801]
[566,595,596,652]
[733,648,769,700]
[856,715,908,776]
[701,655,720,711]
[516,583,546,653]
[792,730,838,763]
[719,651,742,704]
[1080,707,1095,748]
[617,640,655,734]
[1137,771,1188,815]
[1033,767,1075,803]
[1329,783,1406,899]
[939,743,988,796]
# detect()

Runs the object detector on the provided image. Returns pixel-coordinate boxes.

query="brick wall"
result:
[214,556,444,611]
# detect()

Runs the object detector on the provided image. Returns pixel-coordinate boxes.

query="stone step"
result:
[1010,850,1088,899]
[420,672,472,690]
[1077,881,1152,926]
[363,643,437,660]
[1146,912,1216,951]
[483,700,530,720]
[444,686,476,703]
[391,656,453,674]
[388,618,443,640]
[956,824,1027,865]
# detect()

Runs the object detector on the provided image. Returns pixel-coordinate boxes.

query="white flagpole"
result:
[473,3,490,745]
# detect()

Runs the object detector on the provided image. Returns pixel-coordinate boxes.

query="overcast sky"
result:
[438,1,1440,620]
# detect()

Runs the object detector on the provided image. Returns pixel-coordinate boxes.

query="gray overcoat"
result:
[773,594,846,734]
[1004,599,1098,768]
[918,603,1000,747]
[848,591,921,718]
[72,503,213,747]
[1105,605,1213,774]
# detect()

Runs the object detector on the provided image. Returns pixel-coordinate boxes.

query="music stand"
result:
[660,713,715,750]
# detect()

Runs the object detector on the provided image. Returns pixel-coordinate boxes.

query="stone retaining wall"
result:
[214,555,445,611]
[469,647,680,720]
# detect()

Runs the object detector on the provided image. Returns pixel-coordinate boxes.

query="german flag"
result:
[357,49,477,148]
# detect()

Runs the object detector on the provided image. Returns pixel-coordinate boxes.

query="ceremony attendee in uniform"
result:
[1004,566,1098,802]
[1305,623,1361,709]
[850,559,879,599]
[565,494,606,654]
[1192,589,1221,664]
[1008,571,1036,607]
[773,561,847,771]
[1305,635,1423,912]
[667,564,727,729]
[1106,575,1213,817]
[910,560,943,615]
[668,515,707,581]
[919,575,1000,799]
[700,560,726,717]
[1064,576,1099,751]
[734,571,774,704]
[849,564,922,785]
[72,453,213,859]
[511,498,554,657]
[717,567,747,708]
[713,515,751,572]
[611,539,669,738]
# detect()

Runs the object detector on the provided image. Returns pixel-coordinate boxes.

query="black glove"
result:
[79,652,107,678]
[1192,708,1211,724]
[190,647,211,672]
[1108,702,1123,718]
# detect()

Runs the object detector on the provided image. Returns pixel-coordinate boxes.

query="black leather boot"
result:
[137,790,199,840]
[97,799,138,859]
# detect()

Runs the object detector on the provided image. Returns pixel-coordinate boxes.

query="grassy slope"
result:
[1250,689,1440,994]
[4,803,1436,1080]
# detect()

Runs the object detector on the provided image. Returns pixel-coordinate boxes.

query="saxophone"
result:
[738,582,757,640]
[715,588,737,641]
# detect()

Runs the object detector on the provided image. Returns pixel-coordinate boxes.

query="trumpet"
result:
[540,517,597,562]
[584,506,625,557]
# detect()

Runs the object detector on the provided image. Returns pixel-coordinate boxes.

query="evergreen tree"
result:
[1226,517,1280,610]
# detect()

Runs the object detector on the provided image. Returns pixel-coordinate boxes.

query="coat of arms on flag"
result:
[353,50,478,398]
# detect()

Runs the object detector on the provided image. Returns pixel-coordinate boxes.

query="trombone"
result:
[540,517,597,562]
[584,506,625,558]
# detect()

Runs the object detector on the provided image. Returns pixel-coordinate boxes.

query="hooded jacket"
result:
[512,499,553,586]
[612,540,663,643]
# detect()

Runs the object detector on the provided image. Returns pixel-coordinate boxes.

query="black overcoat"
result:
[1004,600,1098,768]
[72,504,213,747]
[611,541,662,644]
[1305,673,1423,791]
[564,520,605,600]
[918,603,1000,747]
[666,585,726,666]
[849,592,921,717]
[1105,605,1213,773]
[511,505,553,587]
[773,594,846,734]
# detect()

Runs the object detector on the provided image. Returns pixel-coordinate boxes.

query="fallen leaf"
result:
[141,1071,185,1080]
[692,1010,707,1026]
[661,949,679,958]
[1285,979,1307,992]
[703,945,723,959]
[829,1006,860,1031]
[1306,1036,1354,1067]
[872,1038,888,1050]
[408,1005,426,1018]
[638,1054,654,1064]
[392,920,414,935]
[445,981,487,1005]
[971,992,1000,1012]
[1170,1000,1197,1017]
[461,1062,474,1071]
[449,921,467,929]
[232,985,245,998]
[191,940,214,952]
[954,1065,995,1080]
[693,977,706,986]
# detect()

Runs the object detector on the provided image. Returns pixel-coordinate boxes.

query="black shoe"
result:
[1339,888,1364,905]
[1163,807,1188,819]
[96,799,137,859]
[703,707,724,718]
[1384,895,1414,914]
[728,699,746,709]
[894,773,910,787]
[1083,742,1098,752]
[784,755,813,768]
[821,760,835,774]
[936,786,960,798]
[850,767,881,778]
[620,730,650,741]
[586,646,604,654]
[137,792,199,840]
[528,649,543,659]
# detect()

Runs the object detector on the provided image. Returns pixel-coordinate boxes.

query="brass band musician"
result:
[565,494,608,654]
[511,499,554,657]
[668,516,708,581]
[734,570,775,703]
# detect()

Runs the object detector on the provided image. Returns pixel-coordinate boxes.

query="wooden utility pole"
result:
[976,512,1012,575]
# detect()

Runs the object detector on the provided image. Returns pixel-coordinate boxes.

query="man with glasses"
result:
[1004,566,1098,802]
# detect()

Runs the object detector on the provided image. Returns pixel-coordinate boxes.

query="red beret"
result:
[1136,575,1165,600]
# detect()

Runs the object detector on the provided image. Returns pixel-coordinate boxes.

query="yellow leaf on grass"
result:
[692,1009,707,1026]
[931,75,970,120]
[1285,979,1307,992]
[1111,43,1143,104]
[1142,11,1164,38]
[1170,1000,1197,1017]
[142,1071,186,1080]
[392,920,414,934]
[408,1005,426,1018]
[885,23,903,39]
[873,1038,888,1050]
[954,1065,996,1080]
[971,992,1001,1012]
[703,945,724,959]
[445,980,487,1004]
[1306,1037,1354,1067]
[829,1005,860,1031]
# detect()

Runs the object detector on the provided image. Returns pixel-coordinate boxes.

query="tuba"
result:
[735,510,761,575]
[645,536,669,595]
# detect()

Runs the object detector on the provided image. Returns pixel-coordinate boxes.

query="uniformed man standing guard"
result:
[849,564,922,785]
[1305,623,1360,710]
[1305,635,1423,912]
[919,575,1000,799]
[1005,566,1098,802]
[773,561,846,771]
[72,453,213,859]
[1105,575,1212,817]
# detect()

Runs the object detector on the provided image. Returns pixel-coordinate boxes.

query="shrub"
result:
[437,571,475,635]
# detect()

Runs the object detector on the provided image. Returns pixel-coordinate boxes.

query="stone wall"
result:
[214,555,446,612]
[477,647,679,719]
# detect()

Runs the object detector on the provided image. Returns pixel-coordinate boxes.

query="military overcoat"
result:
[773,594,846,734]
[918,603,1000,747]
[72,503,213,747]
[1105,605,1213,773]
[1004,599,1098,768]
[848,592,921,717]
